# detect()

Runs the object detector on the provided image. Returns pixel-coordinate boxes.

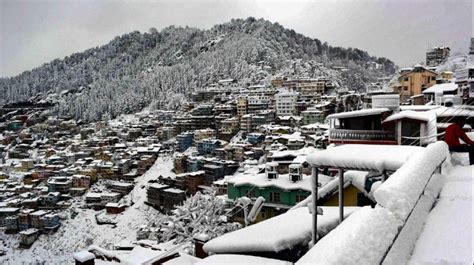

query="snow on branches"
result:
[152,190,241,244]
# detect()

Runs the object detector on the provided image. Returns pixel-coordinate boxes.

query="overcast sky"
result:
[1,0,472,77]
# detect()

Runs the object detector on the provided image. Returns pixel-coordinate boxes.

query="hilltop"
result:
[0,17,396,122]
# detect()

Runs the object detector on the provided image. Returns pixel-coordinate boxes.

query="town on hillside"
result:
[0,20,473,265]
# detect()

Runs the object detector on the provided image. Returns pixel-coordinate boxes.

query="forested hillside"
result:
[0,17,396,121]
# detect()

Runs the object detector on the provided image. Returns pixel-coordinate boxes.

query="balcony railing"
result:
[330,129,395,142]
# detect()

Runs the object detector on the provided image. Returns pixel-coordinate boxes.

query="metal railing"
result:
[330,129,395,141]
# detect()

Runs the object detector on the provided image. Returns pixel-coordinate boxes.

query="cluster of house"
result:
[393,42,473,105]
[0,110,173,247]
[69,42,474,264]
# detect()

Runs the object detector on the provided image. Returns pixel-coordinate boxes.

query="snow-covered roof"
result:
[307,145,424,171]
[326,108,390,119]
[73,251,95,262]
[164,188,185,194]
[203,206,359,254]
[300,123,329,130]
[195,254,292,265]
[226,172,319,192]
[269,147,316,160]
[383,110,432,123]
[422,83,458,94]
[399,105,440,111]
[163,252,201,265]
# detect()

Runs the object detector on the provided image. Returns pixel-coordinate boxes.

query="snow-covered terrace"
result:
[297,141,451,264]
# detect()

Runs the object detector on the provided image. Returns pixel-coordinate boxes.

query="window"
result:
[403,86,408,91]
[269,192,281,202]
[247,189,256,198]
[296,194,307,202]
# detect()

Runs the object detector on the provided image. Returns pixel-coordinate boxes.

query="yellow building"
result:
[396,65,437,102]
[440,71,454,81]
[237,97,248,116]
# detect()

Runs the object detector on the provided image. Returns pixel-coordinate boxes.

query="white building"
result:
[275,91,299,116]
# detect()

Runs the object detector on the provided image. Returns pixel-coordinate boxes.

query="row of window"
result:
[246,190,307,203]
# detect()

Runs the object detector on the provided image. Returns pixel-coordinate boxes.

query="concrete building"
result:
[275,91,299,116]
[395,65,437,102]
[426,46,450,67]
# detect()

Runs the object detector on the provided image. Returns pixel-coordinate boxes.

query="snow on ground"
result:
[409,163,473,264]
[0,156,174,264]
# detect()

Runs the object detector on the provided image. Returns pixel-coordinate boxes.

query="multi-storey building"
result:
[275,91,299,116]
[426,46,450,67]
[395,65,437,102]
[237,98,248,116]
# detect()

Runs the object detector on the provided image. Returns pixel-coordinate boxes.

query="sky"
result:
[0,0,472,77]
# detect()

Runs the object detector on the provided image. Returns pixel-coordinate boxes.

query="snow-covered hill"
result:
[0,17,396,122]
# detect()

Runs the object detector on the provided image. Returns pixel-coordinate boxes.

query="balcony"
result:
[329,129,397,145]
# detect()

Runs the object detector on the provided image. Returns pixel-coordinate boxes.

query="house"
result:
[203,164,225,184]
[246,133,265,145]
[18,209,34,231]
[275,91,299,116]
[30,210,49,229]
[105,203,127,214]
[0,207,20,226]
[19,228,39,248]
[146,183,169,208]
[108,181,134,195]
[396,65,437,102]
[226,167,327,222]
[197,139,224,155]
[39,192,60,206]
[276,116,302,128]
[301,108,325,125]
[176,132,194,152]
[193,129,216,145]
[240,114,266,132]
[5,215,19,233]
[422,83,461,105]
[173,153,188,174]
[41,213,61,233]
[237,97,248,116]
[174,170,205,194]
[247,95,272,114]
[161,188,186,212]
[455,66,474,104]
[47,176,72,193]
[218,117,240,141]
[327,108,396,145]
[100,193,121,204]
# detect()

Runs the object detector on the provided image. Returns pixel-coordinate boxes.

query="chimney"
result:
[73,250,95,265]
[289,164,302,182]
[266,162,279,179]
[193,233,210,259]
